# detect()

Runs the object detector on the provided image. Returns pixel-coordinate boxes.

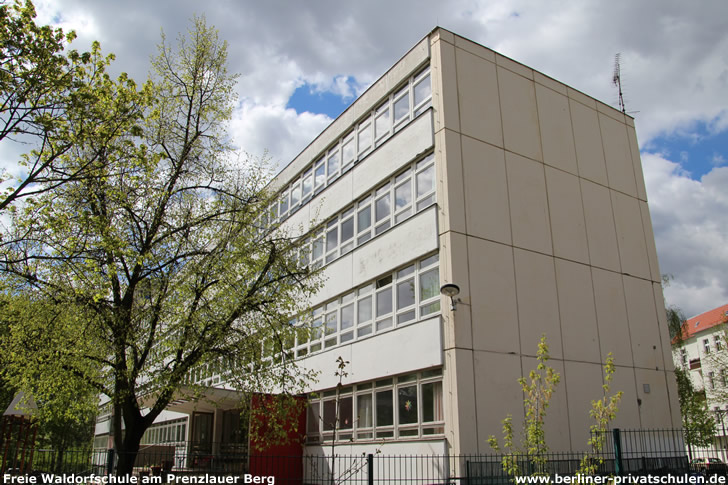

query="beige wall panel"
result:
[546,167,589,264]
[627,126,648,201]
[609,366,642,430]
[352,207,438,288]
[439,231,473,350]
[431,40,460,134]
[352,111,434,202]
[611,191,651,280]
[522,356,571,450]
[455,48,503,148]
[514,249,562,359]
[496,53,534,80]
[469,238,519,354]
[570,99,608,185]
[599,113,637,197]
[592,268,633,367]
[507,153,553,255]
[536,84,578,174]
[653,282,675,373]
[555,259,600,363]
[640,201,662,282]
[454,35,496,63]
[534,71,567,96]
[444,348,479,454]
[311,253,353,307]
[581,179,621,272]
[462,137,512,245]
[436,128,467,235]
[277,202,312,239]
[634,368,673,430]
[564,361,605,452]
[473,351,524,453]
[498,67,542,162]
[623,275,665,370]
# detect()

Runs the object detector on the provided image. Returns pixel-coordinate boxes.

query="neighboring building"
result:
[94,27,680,472]
[673,303,728,458]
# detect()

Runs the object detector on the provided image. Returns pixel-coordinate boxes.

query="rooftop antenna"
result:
[612,53,626,114]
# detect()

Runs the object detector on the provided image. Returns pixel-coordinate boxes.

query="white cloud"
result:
[643,152,728,316]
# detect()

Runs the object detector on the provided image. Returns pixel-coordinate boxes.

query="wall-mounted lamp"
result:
[440,283,461,311]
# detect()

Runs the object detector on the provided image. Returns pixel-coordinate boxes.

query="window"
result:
[264,66,432,228]
[722,369,728,387]
[297,152,435,270]
[709,371,716,390]
[704,339,711,354]
[680,348,688,366]
[307,369,444,443]
[294,253,439,357]
[716,336,723,352]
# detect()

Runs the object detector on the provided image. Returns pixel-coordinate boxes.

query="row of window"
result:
[702,336,725,355]
[264,66,432,228]
[140,418,188,445]
[307,369,444,442]
[288,253,440,358]
[298,153,435,269]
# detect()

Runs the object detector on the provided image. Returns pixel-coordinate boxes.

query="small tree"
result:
[577,353,623,475]
[489,335,560,476]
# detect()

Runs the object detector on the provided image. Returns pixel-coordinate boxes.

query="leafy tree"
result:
[0,0,142,212]
[0,17,318,475]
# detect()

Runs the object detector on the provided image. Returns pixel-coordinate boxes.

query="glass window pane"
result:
[416,165,435,198]
[375,110,390,140]
[311,316,323,340]
[420,301,441,316]
[357,394,373,428]
[307,402,320,433]
[342,138,355,167]
[420,268,439,301]
[414,74,431,106]
[325,312,337,335]
[422,382,443,423]
[279,192,289,214]
[341,217,354,243]
[398,265,415,279]
[395,182,412,212]
[397,279,415,310]
[341,303,354,330]
[397,310,416,324]
[358,206,371,232]
[375,194,390,222]
[376,390,393,426]
[327,151,339,178]
[376,318,392,331]
[394,92,409,122]
[323,400,336,431]
[312,236,324,261]
[358,123,372,153]
[291,184,301,207]
[315,162,326,188]
[303,173,313,197]
[376,287,392,317]
[358,296,372,323]
[358,325,372,337]
[398,385,418,425]
[340,396,353,430]
[326,227,338,254]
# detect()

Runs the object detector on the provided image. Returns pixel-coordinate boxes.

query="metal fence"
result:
[3,429,728,483]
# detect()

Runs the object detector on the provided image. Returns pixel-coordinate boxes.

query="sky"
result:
[11,0,728,318]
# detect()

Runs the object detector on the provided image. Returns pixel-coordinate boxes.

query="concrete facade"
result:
[95,28,680,465]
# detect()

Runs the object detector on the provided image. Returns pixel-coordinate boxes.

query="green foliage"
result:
[577,353,623,475]
[0,0,143,212]
[0,15,320,475]
[489,338,623,478]
[488,335,560,476]
[675,366,716,448]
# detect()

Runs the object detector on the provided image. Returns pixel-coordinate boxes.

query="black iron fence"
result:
[3,429,728,483]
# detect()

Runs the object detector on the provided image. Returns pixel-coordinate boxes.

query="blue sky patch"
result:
[286,80,357,119]
[646,122,728,180]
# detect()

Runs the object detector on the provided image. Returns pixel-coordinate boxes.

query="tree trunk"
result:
[115,427,143,476]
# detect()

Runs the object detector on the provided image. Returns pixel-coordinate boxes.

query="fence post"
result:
[613,428,623,476]
[367,453,374,485]
[106,449,115,477]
